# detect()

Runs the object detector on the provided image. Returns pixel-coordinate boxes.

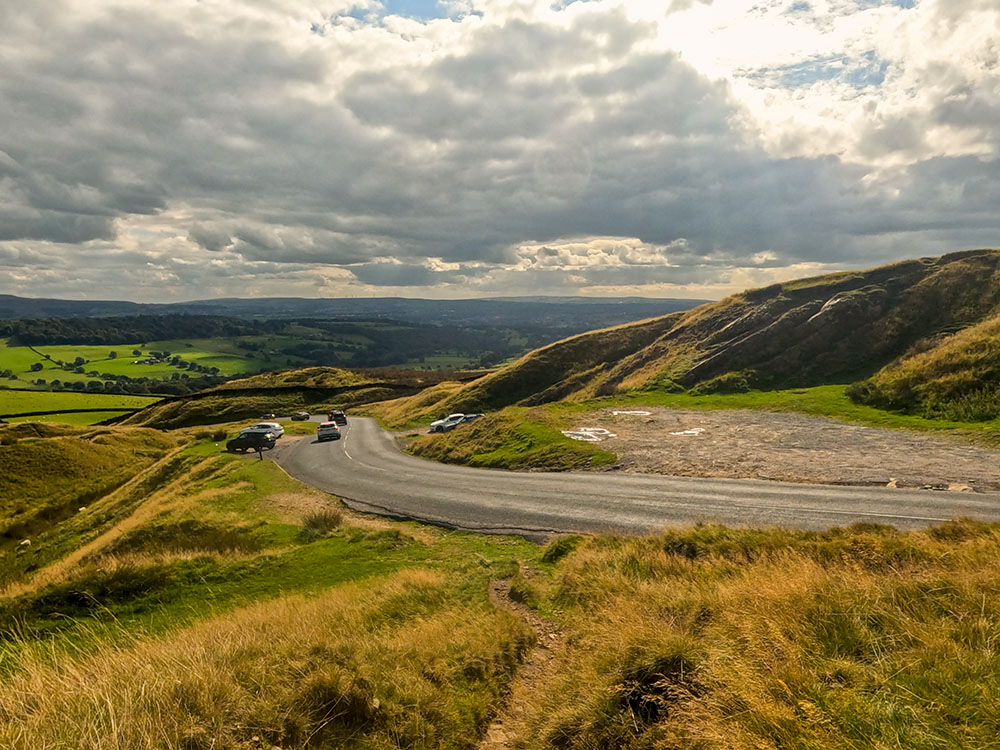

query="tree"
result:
[108,351,117,359]
[132,349,142,356]
[29,362,43,372]
[73,356,86,366]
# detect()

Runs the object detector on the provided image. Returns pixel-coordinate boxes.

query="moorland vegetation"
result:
[4,422,1000,748]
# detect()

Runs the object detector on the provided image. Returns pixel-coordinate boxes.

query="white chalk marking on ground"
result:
[611,410,652,416]
[562,427,618,443]
[670,427,706,436]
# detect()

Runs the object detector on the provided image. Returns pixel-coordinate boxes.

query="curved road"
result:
[276,417,1000,537]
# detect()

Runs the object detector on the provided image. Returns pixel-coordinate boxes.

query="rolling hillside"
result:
[116,367,476,429]
[8,420,1000,748]
[377,250,1000,423]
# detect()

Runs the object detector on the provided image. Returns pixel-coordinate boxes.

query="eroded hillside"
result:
[376,249,1000,424]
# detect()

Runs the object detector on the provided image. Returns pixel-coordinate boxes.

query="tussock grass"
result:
[407,407,615,471]
[0,569,533,750]
[510,521,1000,749]
[99,519,263,557]
[300,508,343,540]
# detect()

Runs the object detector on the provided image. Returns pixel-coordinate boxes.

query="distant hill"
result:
[0,294,706,329]
[115,367,472,429]
[377,249,1000,422]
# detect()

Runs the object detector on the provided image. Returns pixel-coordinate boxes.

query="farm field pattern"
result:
[0,337,305,388]
[0,390,159,424]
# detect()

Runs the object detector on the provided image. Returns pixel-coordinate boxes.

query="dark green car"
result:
[226,431,276,453]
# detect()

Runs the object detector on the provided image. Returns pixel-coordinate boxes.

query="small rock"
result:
[886,478,898,488]
[947,483,975,493]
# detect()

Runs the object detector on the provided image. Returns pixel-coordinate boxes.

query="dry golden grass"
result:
[365,380,467,428]
[852,312,1000,420]
[510,523,1000,749]
[0,569,533,750]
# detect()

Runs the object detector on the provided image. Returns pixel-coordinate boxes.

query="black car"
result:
[290,411,311,421]
[226,431,276,453]
[328,410,348,426]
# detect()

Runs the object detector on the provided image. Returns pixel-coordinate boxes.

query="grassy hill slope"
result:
[118,367,469,429]
[850,311,1000,420]
[0,423,179,581]
[375,250,1000,425]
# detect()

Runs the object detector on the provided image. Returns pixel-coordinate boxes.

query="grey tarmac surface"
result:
[275,417,1000,538]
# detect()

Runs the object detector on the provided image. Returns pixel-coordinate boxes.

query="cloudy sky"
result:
[1,0,997,301]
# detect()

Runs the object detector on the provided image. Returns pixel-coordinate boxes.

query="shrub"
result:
[689,369,756,395]
[300,509,343,540]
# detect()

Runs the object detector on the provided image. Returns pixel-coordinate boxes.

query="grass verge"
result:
[406,407,616,471]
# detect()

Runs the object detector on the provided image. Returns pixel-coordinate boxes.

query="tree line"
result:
[0,315,279,345]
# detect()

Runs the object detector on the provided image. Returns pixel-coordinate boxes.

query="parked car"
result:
[291,411,311,421]
[226,431,276,453]
[241,421,284,438]
[316,422,342,442]
[260,412,277,419]
[461,413,484,424]
[329,409,347,426]
[429,413,466,433]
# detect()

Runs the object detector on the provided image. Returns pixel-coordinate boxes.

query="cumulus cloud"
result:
[0,0,998,301]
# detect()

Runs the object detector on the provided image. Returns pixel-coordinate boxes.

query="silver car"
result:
[429,413,465,433]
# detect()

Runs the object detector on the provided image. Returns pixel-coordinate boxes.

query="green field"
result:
[0,390,159,420]
[0,337,308,390]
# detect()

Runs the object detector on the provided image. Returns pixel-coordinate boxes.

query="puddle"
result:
[670,427,706,436]
[562,427,618,443]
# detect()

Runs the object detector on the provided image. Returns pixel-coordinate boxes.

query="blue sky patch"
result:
[380,0,451,19]
[758,51,889,89]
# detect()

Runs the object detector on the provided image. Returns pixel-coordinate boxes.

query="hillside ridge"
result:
[376,249,1000,423]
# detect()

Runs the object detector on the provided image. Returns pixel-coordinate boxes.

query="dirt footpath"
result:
[581,408,1000,492]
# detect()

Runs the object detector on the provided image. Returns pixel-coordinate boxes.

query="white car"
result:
[429,413,466,433]
[316,421,341,442]
[241,421,284,438]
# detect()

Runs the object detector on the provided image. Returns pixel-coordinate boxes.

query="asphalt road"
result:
[275,417,1000,538]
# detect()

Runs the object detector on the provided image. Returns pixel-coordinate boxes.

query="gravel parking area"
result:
[582,408,1000,492]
